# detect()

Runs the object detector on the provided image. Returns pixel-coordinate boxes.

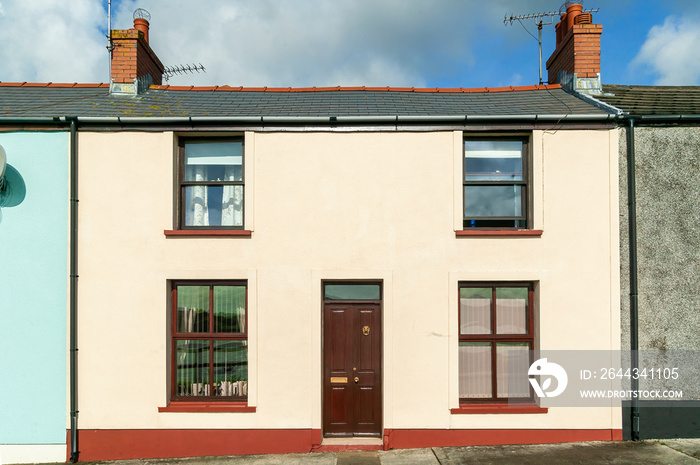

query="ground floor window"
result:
[458,282,534,402]
[171,280,248,401]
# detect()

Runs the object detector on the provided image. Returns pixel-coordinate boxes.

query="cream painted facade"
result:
[74,128,620,455]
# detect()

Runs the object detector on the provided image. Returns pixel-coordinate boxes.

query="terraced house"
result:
[0,6,638,463]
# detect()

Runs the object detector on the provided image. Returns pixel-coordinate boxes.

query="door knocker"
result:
[362,325,370,336]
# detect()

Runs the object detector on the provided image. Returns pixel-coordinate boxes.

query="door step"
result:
[314,437,384,452]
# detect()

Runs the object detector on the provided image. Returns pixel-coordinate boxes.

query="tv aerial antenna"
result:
[504,1,599,85]
[163,64,207,82]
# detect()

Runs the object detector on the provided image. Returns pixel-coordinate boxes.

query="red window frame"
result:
[170,280,248,402]
[458,282,535,403]
[462,137,530,230]
[177,137,245,230]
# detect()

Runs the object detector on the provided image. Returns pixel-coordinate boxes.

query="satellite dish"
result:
[0,144,27,208]
[0,144,5,181]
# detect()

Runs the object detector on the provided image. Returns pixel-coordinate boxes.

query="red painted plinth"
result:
[68,428,622,461]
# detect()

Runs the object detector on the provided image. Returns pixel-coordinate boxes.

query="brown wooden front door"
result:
[323,303,382,437]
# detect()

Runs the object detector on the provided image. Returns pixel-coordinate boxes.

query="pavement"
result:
[53,439,700,465]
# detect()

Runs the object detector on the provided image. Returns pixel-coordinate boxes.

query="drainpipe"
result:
[69,117,80,462]
[626,117,640,441]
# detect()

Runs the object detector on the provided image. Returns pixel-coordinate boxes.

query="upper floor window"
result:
[179,138,243,229]
[463,138,528,229]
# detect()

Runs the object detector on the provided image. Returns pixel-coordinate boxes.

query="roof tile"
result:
[0,83,606,119]
[599,85,700,115]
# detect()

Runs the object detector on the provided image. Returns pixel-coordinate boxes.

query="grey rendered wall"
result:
[619,125,700,439]
[619,126,700,352]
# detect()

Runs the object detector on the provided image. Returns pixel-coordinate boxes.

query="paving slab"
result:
[433,441,700,465]
[38,440,700,465]
[337,450,379,465]
[378,448,439,464]
[661,439,700,460]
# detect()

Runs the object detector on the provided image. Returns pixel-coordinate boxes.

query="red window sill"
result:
[159,402,256,413]
[164,230,252,237]
[451,404,547,414]
[456,229,543,237]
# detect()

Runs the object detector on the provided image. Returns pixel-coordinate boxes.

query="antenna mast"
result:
[107,0,113,79]
[504,2,599,85]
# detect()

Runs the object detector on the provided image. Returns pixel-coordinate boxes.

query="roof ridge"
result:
[0,82,110,88]
[603,84,700,89]
[148,84,562,93]
[0,81,562,93]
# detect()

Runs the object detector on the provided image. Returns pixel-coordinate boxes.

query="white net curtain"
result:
[458,288,530,399]
[185,141,243,227]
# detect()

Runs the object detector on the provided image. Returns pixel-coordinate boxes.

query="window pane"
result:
[496,342,530,398]
[459,287,492,334]
[184,185,243,227]
[213,341,248,397]
[496,287,528,334]
[175,340,210,396]
[176,286,209,333]
[324,284,380,300]
[464,185,522,218]
[214,285,246,333]
[185,141,242,182]
[459,342,492,398]
[465,141,523,181]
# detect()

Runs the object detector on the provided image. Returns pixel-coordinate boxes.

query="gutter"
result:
[628,114,700,123]
[0,117,67,124]
[0,113,618,126]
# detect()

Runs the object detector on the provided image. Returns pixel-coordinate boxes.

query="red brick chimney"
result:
[546,3,602,94]
[109,17,164,94]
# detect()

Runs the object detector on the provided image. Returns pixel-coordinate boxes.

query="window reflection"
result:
[464,185,522,217]
[465,140,523,181]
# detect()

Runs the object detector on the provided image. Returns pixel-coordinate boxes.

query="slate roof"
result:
[599,85,700,116]
[0,83,610,119]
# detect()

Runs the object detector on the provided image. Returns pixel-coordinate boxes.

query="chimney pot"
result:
[133,18,150,43]
[560,12,568,34]
[575,13,593,25]
[566,3,583,31]
[555,21,562,47]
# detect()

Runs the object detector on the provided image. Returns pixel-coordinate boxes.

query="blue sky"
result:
[0,0,699,88]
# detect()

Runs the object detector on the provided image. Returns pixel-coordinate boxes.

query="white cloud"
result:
[0,0,106,83]
[0,0,559,87]
[632,15,700,85]
[124,0,481,87]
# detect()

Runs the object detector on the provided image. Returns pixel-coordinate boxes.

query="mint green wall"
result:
[0,132,68,444]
